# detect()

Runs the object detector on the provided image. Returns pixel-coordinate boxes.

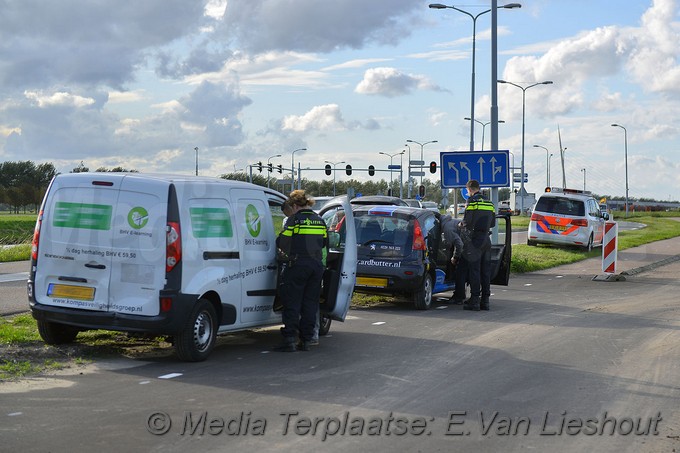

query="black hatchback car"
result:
[352,205,511,309]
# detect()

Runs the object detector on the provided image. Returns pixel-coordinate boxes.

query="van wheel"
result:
[37,320,79,344]
[175,299,217,362]
[319,314,332,336]
[583,235,594,252]
[413,274,433,310]
[527,240,537,246]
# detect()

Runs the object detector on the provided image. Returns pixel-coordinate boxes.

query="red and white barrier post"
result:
[601,221,618,274]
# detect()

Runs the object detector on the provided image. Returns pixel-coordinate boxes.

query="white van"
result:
[27,173,356,361]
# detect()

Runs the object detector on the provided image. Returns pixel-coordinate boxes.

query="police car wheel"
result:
[319,314,332,336]
[413,274,433,310]
[175,299,217,362]
[37,320,79,345]
[583,234,594,252]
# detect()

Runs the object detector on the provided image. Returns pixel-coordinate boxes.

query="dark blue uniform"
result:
[276,208,328,349]
[459,192,495,310]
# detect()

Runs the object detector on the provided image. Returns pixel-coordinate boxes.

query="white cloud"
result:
[355,67,445,97]
[282,104,347,132]
[24,90,96,108]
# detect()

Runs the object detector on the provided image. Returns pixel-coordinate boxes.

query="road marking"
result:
[158,373,182,379]
[0,272,29,283]
[372,321,386,325]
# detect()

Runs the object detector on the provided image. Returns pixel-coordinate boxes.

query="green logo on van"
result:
[127,207,149,229]
[245,204,261,237]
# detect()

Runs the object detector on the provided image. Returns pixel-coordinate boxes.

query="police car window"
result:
[536,197,585,216]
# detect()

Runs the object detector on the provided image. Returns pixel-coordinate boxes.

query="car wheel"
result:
[37,320,79,344]
[413,273,433,310]
[175,298,217,362]
[319,314,332,336]
[527,240,537,246]
[583,234,594,252]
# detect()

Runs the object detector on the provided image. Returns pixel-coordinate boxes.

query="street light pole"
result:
[194,147,199,176]
[290,148,306,191]
[379,151,404,196]
[399,151,405,198]
[324,160,345,196]
[466,118,504,151]
[548,153,553,187]
[430,3,520,152]
[611,124,629,218]
[406,139,438,186]
[497,79,553,214]
[533,144,550,188]
[267,154,282,189]
[405,144,412,198]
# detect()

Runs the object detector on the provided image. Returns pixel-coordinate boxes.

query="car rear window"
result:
[355,212,411,245]
[535,196,585,216]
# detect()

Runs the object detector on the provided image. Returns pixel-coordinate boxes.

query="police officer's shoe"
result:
[297,340,312,351]
[463,297,481,311]
[480,297,490,311]
[275,338,297,352]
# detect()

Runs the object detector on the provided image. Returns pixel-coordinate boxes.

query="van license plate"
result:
[550,224,568,231]
[47,284,96,301]
[356,277,388,288]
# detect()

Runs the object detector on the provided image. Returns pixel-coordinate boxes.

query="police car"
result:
[528,187,607,251]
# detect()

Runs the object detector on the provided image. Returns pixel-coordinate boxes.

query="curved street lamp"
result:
[406,139,438,185]
[324,160,345,196]
[497,79,553,214]
[466,118,505,151]
[533,144,550,187]
[430,3,521,152]
[611,123,629,218]
[267,154,282,189]
[379,151,405,196]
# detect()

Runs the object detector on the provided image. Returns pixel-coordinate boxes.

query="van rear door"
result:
[33,174,123,312]
[108,175,169,316]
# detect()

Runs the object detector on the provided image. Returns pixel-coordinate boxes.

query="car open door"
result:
[490,214,512,285]
[319,196,356,321]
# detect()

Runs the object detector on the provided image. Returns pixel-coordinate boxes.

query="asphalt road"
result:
[2,252,680,452]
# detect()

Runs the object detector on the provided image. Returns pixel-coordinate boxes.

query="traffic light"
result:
[345,164,352,176]
[268,163,273,172]
[324,164,332,176]
[257,161,262,172]
[419,185,425,198]
[277,164,283,173]
[429,161,437,174]
[368,165,375,176]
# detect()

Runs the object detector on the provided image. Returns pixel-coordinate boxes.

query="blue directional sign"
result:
[440,150,510,189]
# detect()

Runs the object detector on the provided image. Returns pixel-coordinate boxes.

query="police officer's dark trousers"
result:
[281,257,323,343]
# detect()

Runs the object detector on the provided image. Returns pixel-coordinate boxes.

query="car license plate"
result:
[47,283,96,301]
[550,224,568,231]
[356,276,388,288]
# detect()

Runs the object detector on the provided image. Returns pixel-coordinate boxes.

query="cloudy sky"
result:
[1,0,679,201]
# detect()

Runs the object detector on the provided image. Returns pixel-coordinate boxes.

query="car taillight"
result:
[412,219,426,251]
[571,218,588,227]
[166,221,181,272]
[530,213,544,221]
[31,210,43,261]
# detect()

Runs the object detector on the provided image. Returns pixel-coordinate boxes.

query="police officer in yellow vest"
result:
[459,180,496,311]
[275,190,328,351]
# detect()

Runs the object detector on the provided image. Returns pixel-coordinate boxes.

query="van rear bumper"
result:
[29,292,196,335]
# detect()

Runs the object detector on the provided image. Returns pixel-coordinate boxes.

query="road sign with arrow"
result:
[440,150,510,188]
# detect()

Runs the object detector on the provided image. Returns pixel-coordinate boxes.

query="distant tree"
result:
[72,161,89,173]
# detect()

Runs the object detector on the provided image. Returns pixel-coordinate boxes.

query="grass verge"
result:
[0,314,171,381]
